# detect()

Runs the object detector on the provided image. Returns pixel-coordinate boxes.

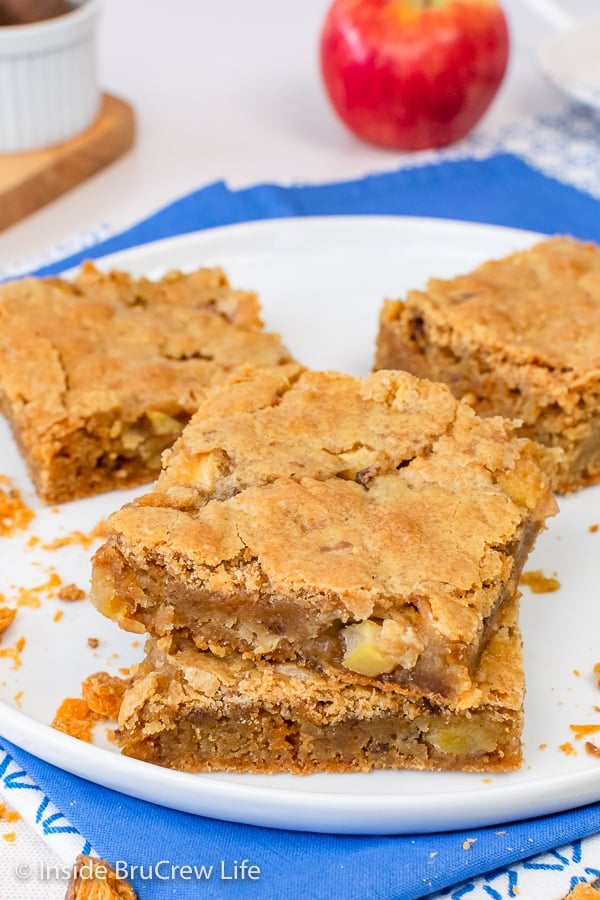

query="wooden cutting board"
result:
[0,93,135,233]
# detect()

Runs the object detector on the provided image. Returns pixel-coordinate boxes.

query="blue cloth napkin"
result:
[4,151,600,900]
[30,152,600,278]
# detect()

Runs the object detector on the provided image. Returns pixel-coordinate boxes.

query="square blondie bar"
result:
[116,594,524,774]
[0,263,295,503]
[92,367,556,699]
[375,236,600,493]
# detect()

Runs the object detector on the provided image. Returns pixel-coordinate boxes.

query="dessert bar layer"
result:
[92,367,557,699]
[375,236,600,493]
[116,595,524,775]
[0,263,295,503]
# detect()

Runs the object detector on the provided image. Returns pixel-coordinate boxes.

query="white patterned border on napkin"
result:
[0,224,113,282]
[428,837,600,899]
[0,747,94,864]
[462,104,600,201]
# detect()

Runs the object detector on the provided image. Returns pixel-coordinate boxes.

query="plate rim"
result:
[61,213,548,276]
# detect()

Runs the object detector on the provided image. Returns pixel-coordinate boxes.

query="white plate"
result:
[2,216,600,835]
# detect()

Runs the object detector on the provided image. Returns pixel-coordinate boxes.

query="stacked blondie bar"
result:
[3,240,582,776]
[91,366,556,774]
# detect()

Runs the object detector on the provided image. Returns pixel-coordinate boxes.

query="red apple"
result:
[319,0,509,151]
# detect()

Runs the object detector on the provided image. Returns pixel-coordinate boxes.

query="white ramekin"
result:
[0,0,101,154]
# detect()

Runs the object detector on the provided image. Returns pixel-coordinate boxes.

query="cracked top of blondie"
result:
[0,262,295,438]
[401,237,600,375]
[94,367,556,696]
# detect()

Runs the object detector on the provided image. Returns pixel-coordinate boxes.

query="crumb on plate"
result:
[52,672,128,742]
[570,724,600,741]
[0,606,16,636]
[0,476,35,536]
[519,570,561,593]
[559,741,577,756]
[0,636,26,669]
[57,583,86,602]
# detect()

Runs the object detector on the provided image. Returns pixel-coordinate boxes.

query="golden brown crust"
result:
[92,367,556,699]
[0,263,296,504]
[375,236,600,493]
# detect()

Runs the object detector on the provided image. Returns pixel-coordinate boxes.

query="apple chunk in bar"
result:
[91,367,557,699]
[116,595,524,774]
[0,263,296,504]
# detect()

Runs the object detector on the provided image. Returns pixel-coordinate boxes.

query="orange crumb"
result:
[559,742,577,756]
[13,690,22,708]
[574,670,581,677]
[496,831,507,836]
[481,778,491,784]
[570,724,600,741]
[538,743,548,750]
[589,524,599,534]
[26,535,40,549]
[118,667,131,676]
[0,636,26,669]
[87,637,99,649]
[51,698,97,743]
[0,479,35,536]
[53,610,64,623]
[81,671,127,720]
[0,803,20,823]
[594,663,600,688]
[462,838,477,850]
[520,570,561,593]
[42,520,106,551]
[53,670,127,742]
[0,606,16,636]
[564,882,600,898]
[131,641,140,649]
[585,742,600,759]
[57,583,85,602]
[2,832,16,843]
[15,571,63,608]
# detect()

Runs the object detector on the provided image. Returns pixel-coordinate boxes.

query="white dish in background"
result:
[539,19,600,109]
[526,0,600,108]
[1,216,600,835]
[0,0,100,153]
